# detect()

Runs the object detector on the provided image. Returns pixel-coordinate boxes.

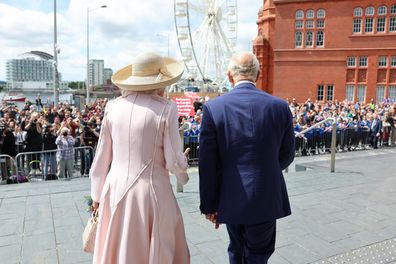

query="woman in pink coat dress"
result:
[90,52,190,264]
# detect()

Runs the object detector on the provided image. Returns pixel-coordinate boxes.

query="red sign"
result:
[184,92,200,99]
[173,97,195,117]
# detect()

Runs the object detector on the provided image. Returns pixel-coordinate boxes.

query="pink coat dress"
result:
[90,92,190,264]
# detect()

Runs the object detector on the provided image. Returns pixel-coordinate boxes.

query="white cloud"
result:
[0,0,262,81]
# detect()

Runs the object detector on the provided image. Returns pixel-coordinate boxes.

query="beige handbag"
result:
[82,210,99,253]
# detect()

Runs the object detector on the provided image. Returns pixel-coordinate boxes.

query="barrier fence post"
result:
[177,130,184,193]
[330,122,337,173]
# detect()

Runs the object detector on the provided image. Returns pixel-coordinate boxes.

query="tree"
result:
[68,81,85,90]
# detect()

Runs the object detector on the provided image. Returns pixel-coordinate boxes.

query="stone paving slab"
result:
[0,149,396,263]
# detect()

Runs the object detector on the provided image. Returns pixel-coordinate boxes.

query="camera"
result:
[82,121,90,132]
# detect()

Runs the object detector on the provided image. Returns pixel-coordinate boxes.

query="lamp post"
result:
[53,0,59,106]
[86,5,107,105]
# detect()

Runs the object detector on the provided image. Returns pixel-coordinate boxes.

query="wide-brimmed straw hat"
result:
[112,52,184,91]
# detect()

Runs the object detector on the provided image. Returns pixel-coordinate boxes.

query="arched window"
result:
[365,6,375,16]
[306,9,315,19]
[354,7,363,17]
[306,31,314,47]
[391,5,396,14]
[296,10,304,20]
[317,9,326,18]
[316,31,324,47]
[295,31,303,47]
[378,6,387,15]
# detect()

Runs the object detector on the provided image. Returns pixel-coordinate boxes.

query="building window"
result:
[353,18,362,33]
[391,56,396,67]
[295,9,325,49]
[357,85,366,102]
[389,86,396,101]
[347,57,356,67]
[378,6,387,16]
[354,7,363,17]
[306,31,314,47]
[377,17,386,32]
[359,56,368,67]
[317,85,324,101]
[376,86,386,102]
[296,10,304,19]
[295,31,303,47]
[391,5,396,14]
[295,20,304,29]
[327,85,334,101]
[306,20,314,29]
[346,85,355,102]
[365,6,375,16]
[317,9,326,18]
[316,31,324,47]
[365,18,374,32]
[317,20,325,28]
[306,9,315,19]
[390,17,396,32]
[378,56,387,67]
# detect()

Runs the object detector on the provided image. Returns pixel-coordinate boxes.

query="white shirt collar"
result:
[234,80,255,88]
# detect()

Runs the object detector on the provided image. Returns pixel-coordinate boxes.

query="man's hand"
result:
[205,212,220,229]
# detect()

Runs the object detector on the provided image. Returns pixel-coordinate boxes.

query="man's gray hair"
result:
[227,52,260,80]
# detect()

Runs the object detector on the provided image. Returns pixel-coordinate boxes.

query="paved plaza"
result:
[0,148,396,264]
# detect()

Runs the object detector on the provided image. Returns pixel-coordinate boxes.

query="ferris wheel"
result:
[174,0,238,90]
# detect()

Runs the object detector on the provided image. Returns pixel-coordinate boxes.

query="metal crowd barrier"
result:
[183,135,199,164]
[14,146,94,182]
[295,127,372,156]
[177,118,393,182]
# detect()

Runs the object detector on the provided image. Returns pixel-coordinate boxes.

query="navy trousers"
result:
[226,221,276,264]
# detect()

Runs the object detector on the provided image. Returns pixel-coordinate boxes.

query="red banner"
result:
[184,92,200,99]
[173,97,195,117]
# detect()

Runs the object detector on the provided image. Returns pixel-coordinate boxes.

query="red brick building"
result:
[253,0,396,103]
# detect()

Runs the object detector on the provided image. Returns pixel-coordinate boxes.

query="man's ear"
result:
[227,71,234,86]
[255,70,261,83]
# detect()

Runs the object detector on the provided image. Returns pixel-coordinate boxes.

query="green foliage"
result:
[84,195,93,206]
[68,81,85,90]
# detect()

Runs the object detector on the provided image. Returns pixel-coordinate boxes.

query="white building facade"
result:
[5,51,68,91]
[103,68,113,84]
[88,59,104,86]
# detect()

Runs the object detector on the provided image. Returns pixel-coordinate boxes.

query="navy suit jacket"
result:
[370,119,382,135]
[199,83,295,224]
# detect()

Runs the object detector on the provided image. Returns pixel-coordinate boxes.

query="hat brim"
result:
[112,57,184,91]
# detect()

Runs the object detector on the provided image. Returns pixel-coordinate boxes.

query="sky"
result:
[0,0,262,82]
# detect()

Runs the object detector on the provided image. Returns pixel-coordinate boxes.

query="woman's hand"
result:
[91,201,99,213]
[184,148,190,159]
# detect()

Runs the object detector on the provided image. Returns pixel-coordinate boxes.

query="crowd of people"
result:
[1,93,395,182]
[179,96,396,158]
[0,98,108,181]
[289,98,396,151]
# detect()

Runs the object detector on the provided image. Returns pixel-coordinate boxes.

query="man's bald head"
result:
[227,52,260,84]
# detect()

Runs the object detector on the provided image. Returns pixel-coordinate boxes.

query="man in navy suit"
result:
[199,52,295,263]
[369,113,382,149]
